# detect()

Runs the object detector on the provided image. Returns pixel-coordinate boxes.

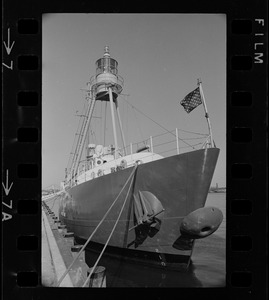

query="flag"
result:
[180,87,202,113]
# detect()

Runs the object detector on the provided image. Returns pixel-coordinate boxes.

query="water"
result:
[190,192,226,287]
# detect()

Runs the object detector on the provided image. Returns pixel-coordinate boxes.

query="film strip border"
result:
[2,13,42,298]
[2,2,267,300]
[228,16,266,294]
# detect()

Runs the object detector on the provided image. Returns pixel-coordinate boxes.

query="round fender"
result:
[180,206,223,239]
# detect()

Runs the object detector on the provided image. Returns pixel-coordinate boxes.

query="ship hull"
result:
[59,148,219,269]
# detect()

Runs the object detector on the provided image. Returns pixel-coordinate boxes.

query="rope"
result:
[55,165,138,287]
[82,165,136,287]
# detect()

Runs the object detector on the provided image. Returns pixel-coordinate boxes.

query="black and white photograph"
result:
[41,14,226,287]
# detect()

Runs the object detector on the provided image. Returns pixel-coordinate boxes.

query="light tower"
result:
[90,45,124,101]
[71,47,126,180]
[89,46,126,157]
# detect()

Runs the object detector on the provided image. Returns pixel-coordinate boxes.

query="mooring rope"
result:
[82,165,136,287]
[55,164,138,287]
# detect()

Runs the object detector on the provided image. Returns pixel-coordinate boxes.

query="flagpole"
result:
[197,78,214,147]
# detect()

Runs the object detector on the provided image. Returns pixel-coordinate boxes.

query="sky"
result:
[42,14,226,189]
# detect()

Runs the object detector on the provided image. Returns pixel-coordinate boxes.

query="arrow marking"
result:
[2,61,13,70]
[2,60,13,70]
[2,170,13,196]
[3,28,15,55]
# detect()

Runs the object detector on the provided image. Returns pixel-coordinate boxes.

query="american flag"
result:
[180,87,202,113]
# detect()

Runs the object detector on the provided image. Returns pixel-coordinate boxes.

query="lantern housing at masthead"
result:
[89,46,124,101]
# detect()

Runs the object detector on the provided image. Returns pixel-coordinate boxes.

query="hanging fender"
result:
[130,191,165,232]
[180,206,223,239]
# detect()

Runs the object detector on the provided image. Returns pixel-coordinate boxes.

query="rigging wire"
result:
[120,95,207,136]
[132,105,146,146]
[67,98,88,171]
[71,97,91,171]
[67,116,82,169]
[123,98,129,145]
[119,95,195,148]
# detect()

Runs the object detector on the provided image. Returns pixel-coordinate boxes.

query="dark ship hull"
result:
[59,148,219,269]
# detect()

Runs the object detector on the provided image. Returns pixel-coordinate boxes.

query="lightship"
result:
[58,46,222,269]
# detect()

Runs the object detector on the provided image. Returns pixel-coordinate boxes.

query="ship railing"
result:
[122,128,210,158]
[73,128,210,185]
[89,74,124,90]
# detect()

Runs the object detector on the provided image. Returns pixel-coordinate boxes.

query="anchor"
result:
[128,191,164,248]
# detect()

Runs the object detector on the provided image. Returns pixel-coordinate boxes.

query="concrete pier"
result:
[42,214,57,286]
[42,199,89,287]
[42,209,73,287]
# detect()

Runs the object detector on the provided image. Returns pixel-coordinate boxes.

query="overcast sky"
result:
[42,14,226,189]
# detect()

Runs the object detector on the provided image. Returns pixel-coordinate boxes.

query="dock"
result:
[42,199,89,287]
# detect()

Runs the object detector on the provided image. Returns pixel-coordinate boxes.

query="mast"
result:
[108,86,119,157]
[70,91,94,176]
[115,98,127,156]
[69,46,125,185]
[72,93,96,181]
[90,46,124,158]
[197,78,214,147]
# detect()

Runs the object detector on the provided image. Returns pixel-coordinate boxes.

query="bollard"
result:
[58,224,66,229]
[71,245,83,252]
[87,266,106,288]
[63,232,74,238]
